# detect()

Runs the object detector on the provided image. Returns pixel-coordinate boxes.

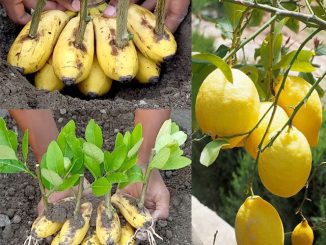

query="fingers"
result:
[165,0,189,33]
[151,188,170,220]
[141,0,156,11]
[3,0,31,25]
[55,0,79,11]
[165,12,185,33]
[103,4,116,17]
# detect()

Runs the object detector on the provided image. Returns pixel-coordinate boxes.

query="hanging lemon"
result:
[291,219,314,245]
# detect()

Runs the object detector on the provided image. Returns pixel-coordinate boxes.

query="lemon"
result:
[235,195,284,245]
[291,219,314,245]
[195,68,260,148]
[259,126,312,197]
[244,102,289,158]
[275,76,322,147]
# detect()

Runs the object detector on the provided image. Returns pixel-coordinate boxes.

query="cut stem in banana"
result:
[136,51,160,84]
[53,16,94,86]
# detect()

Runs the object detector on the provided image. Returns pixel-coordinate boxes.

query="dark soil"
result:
[0,7,191,109]
[0,109,191,244]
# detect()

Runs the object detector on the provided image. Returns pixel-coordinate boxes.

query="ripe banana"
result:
[7,10,69,74]
[31,215,63,238]
[51,233,60,245]
[93,16,138,82]
[96,202,121,244]
[82,232,101,245]
[59,202,92,245]
[136,51,160,84]
[127,4,177,63]
[53,16,94,85]
[111,193,153,229]
[119,215,135,245]
[77,56,112,97]
[35,56,64,91]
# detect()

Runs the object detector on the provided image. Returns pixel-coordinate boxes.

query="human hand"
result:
[104,0,190,33]
[119,168,170,220]
[0,0,80,25]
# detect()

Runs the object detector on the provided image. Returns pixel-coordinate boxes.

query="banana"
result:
[111,193,152,229]
[53,16,94,85]
[35,56,64,91]
[51,233,60,245]
[31,215,63,238]
[82,232,101,245]
[119,215,135,245]
[7,10,69,74]
[136,51,160,84]
[59,202,92,245]
[96,201,121,244]
[93,16,138,82]
[77,56,112,97]
[127,4,177,63]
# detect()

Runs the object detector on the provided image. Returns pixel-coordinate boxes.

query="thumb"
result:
[103,4,116,17]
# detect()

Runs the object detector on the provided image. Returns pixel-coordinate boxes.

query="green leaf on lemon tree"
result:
[0,159,26,173]
[22,129,29,162]
[85,119,103,148]
[200,139,229,167]
[84,155,102,179]
[58,174,79,191]
[83,142,104,163]
[118,165,144,189]
[223,2,247,30]
[0,118,18,153]
[0,145,17,160]
[110,144,128,171]
[123,132,131,149]
[115,132,124,148]
[161,156,191,170]
[46,141,65,176]
[41,168,63,186]
[274,50,315,72]
[127,138,143,159]
[107,172,128,184]
[92,177,112,196]
[131,124,142,146]
[149,147,171,170]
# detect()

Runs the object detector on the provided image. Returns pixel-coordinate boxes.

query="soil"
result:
[0,109,191,244]
[0,6,191,110]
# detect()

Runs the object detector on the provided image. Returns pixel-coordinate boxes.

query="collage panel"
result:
[0,108,191,244]
[192,1,326,245]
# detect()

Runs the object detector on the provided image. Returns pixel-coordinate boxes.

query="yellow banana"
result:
[82,232,101,245]
[127,4,177,63]
[119,215,135,245]
[77,56,112,97]
[59,202,92,245]
[35,57,64,91]
[53,16,94,85]
[111,193,152,229]
[136,51,160,84]
[93,16,138,82]
[7,10,69,74]
[51,233,60,245]
[96,202,121,244]
[31,215,63,238]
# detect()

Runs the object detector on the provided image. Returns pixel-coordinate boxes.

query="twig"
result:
[28,0,47,38]
[116,0,129,48]
[105,190,112,219]
[73,175,84,218]
[75,0,89,47]
[155,0,166,36]
[304,0,314,15]
[35,164,48,212]
[224,0,326,29]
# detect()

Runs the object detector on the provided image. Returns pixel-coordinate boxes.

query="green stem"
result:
[75,0,89,47]
[138,149,155,209]
[74,175,84,219]
[155,0,166,36]
[224,15,278,61]
[304,0,314,15]
[116,0,129,49]
[28,0,47,38]
[36,164,48,212]
[105,190,112,220]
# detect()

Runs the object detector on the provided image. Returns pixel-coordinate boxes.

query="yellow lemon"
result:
[235,195,284,245]
[259,126,312,197]
[195,68,260,148]
[291,219,314,245]
[274,76,322,147]
[244,102,289,158]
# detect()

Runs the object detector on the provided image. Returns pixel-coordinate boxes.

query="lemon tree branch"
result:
[76,0,89,47]
[223,0,326,29]
[28,0,47,38]
[36,164,48,212]
[116,0,129,49]
[155,0,166,36]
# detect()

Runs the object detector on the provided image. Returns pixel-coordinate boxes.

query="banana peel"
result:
[136,50,160,84]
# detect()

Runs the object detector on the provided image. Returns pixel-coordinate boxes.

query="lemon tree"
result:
[192,0,326,243]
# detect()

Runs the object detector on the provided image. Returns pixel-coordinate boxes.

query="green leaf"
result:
[119,155,137,172]
[119,165,144,189]
[223,2,247,30]
[286,18,299,33]
[150,147,171,170]
[103,151,112,172]
[46,141,65,176]
[200,140,229,167]
[68,157,84,175]
[192,53,233,83]
[155,135,177,153]
[92,177,111,196]
[58,174,79,191]
[315,44,326,56]
[214,44,230,58]
[123,132,131,149]
[57,120,76,157]
[171,131,187,146]
[131,124,142,146]
[41,169,63,186]
[115,132,124,148]
[273,50,315,72]
[127,138,143,159]
[0,159,26,173]
[107,172,128,184]
[155,119,172,146]
[22,129,29,162]
[83,142,104,164]
[110,144,128,171]
[0,118,18,153]
[171,122,180,134]
[85,119,103,148]
[0,145,17,160]
[161,156,191,170]
[249,9,263,26]
[84,155,102,179]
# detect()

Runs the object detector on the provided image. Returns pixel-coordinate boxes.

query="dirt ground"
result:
[0,7,191,109]
[0,109,191,244]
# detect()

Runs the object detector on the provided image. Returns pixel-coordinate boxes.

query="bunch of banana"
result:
[7,2,178,97]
